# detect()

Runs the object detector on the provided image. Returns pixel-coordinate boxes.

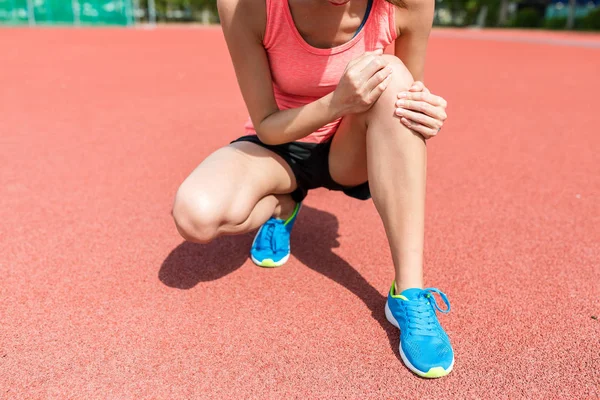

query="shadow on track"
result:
[158,204,401,361]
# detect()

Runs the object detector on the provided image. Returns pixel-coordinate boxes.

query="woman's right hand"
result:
[330,49,393,118]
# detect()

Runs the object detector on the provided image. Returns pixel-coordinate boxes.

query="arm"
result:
[393,0,434,82]
[217,0,339,145]
[393,0,448,138]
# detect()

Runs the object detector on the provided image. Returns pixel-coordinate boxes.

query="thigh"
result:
[176,141,297,222]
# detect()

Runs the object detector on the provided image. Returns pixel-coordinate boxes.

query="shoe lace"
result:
[405,288,451,337]
[257,219,287,251]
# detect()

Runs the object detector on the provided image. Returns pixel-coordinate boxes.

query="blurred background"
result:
[0,0,599,30]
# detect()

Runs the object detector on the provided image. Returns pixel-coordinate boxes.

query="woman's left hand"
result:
[394,81,448,139]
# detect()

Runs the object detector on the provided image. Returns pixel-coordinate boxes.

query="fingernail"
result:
[397,100,405,106]
[395,108,404,115]
[386,66,393,73]
[398,92,407,98]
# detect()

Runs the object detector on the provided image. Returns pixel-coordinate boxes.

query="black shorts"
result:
[231,135,371,203]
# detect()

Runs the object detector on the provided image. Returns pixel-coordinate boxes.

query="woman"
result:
[172,0,453,378]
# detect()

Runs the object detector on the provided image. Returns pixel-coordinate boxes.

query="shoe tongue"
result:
[400,288,424,301]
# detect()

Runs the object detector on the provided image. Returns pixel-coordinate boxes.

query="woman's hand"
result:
[394,81,448,139]
[330,49,393,118]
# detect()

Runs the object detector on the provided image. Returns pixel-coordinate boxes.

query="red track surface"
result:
[1,27,599,399]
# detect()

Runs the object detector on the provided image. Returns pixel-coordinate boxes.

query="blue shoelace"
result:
[405,288,451,337]
[256,219,287,252]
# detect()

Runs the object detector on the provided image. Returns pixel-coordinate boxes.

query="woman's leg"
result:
[329,55,454,378]
[329,55,425,292]
[172,141,297,243]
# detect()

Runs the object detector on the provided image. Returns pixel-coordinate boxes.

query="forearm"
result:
[255,92,340,145]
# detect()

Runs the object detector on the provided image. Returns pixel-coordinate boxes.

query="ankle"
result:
[273,195,296,220]
[394,280,423,294]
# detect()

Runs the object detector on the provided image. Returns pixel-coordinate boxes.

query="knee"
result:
[171,185,250,243]
[364,55,414,126]
[378,55,414,101]
[172,189,219,243]
[172,184,226,243]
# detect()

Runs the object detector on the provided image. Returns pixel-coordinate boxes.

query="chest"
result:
[267,0,373,98]
[269,44,369,98]
[289,0,368,49]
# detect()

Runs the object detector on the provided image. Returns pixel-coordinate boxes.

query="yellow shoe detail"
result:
[418,366,452,378]
[259,259,278,268]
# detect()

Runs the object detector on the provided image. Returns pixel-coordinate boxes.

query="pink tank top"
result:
[244,0,398,143]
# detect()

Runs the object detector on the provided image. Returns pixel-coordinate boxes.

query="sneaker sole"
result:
[384,301,455,378]
[250,253,289,268]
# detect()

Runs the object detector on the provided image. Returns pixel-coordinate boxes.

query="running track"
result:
[1,27,599,399]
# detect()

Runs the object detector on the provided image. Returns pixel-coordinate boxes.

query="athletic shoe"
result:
[385,282,454,378]
[250,202,301,268]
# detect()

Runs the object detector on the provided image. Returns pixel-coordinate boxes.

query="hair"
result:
[384,0,407,8]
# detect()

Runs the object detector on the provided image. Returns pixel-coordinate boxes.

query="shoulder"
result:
[217,0,267,40]
[390,0,434,36]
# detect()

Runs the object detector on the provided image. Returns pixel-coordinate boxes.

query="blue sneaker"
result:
[250,203,301,268]
[385,282,454,378]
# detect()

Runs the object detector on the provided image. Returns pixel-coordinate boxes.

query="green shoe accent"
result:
[283,202,301,226]
[389,281,409,301]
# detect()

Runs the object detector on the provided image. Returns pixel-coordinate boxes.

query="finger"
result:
[358,58,391,87]
[395,107,442,131]
[364,66,393,95]
[409,81,424,92]
[351,53,385,75]
[400,117,438,139]
[409,82,431,95]
[347,49,383,69]
[396,98,447,121]
[397,91,446,108]
[366,74,393,103]
[360,56,388,76]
